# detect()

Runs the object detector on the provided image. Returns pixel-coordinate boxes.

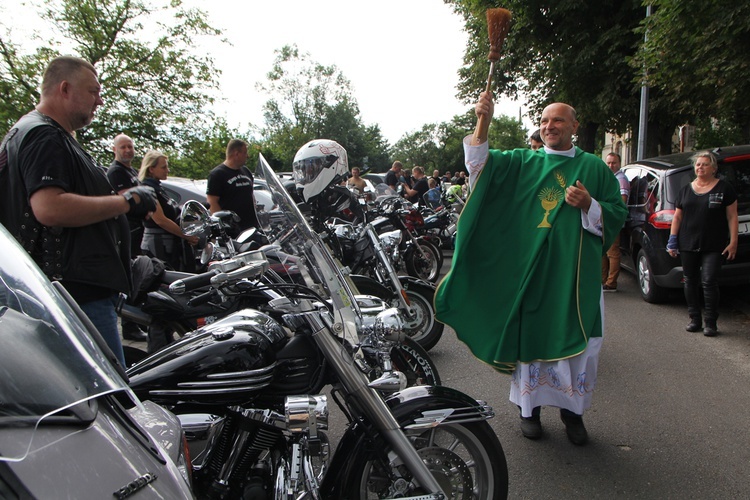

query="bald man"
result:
[436,92,627,446]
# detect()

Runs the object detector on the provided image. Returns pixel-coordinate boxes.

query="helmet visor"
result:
[293,154,338,186]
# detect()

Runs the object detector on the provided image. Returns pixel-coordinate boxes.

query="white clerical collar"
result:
[544,145,576,157]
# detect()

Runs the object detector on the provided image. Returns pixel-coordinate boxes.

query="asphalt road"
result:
[429,253,750,498]
[123,253,750,498]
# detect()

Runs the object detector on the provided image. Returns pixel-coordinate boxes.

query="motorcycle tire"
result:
[352,276,444,351]
[346,419,508,499]
[404,240,442,283]
[389,336,441,386]
[400,281,444,351]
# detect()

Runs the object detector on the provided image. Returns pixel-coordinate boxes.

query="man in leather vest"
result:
[0,56,157,367]
[106,133,149,342]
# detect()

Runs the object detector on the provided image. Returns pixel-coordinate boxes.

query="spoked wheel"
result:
[351,421,508,499]
[400,282,444,351]
[405,241,442,283]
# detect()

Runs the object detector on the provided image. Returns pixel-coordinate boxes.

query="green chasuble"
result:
[435,147,627,374]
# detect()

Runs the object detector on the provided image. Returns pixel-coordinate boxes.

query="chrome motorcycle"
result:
[304,182,444,351]
[127,154,509,499]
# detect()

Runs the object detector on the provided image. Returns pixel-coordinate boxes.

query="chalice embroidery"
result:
[537,170,567,228]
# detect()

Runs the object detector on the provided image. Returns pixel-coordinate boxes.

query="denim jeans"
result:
[680,251,722,324]
[80,294,126,367]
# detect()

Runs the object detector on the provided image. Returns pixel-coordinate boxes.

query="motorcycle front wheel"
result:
[349,420,508,499]
[404,240,442,283]
[389,336,441,386]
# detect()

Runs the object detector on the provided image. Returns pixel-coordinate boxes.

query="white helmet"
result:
[292,139,349,202]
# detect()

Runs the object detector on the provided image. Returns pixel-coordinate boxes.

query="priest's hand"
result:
[565,181,592,213]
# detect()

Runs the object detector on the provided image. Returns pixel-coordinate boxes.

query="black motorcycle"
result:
[369,195,444,283]
[303,183,444,351]
[416,189,461,251]
[127,154,509,499]
[119,240,440,388]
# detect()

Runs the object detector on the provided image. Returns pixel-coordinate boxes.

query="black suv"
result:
[619,145,750,302]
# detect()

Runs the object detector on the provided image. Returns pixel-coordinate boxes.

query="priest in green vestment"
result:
[435,93,628,445]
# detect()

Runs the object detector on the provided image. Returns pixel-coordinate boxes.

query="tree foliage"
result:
[392,111,527,175]
[632,0,750,144]
[0,0,223,163]
[447,0,750,155]
[255,45,390,171]
[446,0,645,153]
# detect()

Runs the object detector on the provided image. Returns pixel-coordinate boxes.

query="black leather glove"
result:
[123,186,157,215]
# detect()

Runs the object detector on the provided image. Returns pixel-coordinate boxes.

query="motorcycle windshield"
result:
[255,154,360,343]
[0,225,127,462]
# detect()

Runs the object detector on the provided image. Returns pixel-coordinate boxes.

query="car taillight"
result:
[649,209,675,229]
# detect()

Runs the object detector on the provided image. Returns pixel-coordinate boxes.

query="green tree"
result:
[0,0,223,163]
[166,118,255,180]
[447,0,648,153]
[391,111,527,174]
[632,0,750,144]
[256,45,390,170]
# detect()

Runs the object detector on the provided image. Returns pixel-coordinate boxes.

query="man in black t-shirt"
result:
[384,161,403,192]
[107,134,142,255]
[402,165,429,205]
[106,133,149,341]
[0,57,156,367]
[206,139,258,232]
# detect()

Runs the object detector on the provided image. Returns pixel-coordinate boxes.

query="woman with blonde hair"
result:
[138,150,198,269]
[667,151,738,336]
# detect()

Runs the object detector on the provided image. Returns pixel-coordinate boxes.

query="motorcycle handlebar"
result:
[209,261,269,287]
[187,289,219,307]
[169,269,220,295]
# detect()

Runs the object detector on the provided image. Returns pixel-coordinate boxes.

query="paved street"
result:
[123,253,750,498]
[429,253,750,498]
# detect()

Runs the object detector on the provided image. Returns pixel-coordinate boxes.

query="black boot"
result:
[560,409,588,445]
[703,279,720,337]
[519,406,542,440]
[685,316,702,332]
[703,319,718,337]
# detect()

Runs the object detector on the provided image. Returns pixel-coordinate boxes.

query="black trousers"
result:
[680,251,723,323]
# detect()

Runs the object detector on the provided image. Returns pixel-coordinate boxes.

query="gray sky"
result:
[185,0,533,142]
[4,0,533,143]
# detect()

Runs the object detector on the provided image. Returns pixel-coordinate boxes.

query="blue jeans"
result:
[80,295,126,367]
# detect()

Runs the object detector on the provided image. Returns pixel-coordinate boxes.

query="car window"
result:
[162,185,181,205]
[719,157,750,217]
[624,167,660,213]
[665,168,693,207]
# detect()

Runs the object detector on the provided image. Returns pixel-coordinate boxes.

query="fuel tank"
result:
[127,309,288,406]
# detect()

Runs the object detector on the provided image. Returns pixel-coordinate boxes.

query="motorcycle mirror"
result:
[181,200,211,237]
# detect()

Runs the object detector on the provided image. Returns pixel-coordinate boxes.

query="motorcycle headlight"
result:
[379,230,401,253]
[371,307,404,342]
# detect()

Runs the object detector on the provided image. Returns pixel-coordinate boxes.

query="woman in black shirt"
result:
[138,150,198,270]
[667,151,739,336]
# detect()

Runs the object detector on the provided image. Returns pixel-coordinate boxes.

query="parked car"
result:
[363,172,386,187]
[619,145,750,302]
[161,176,208,207]
[162,176,274,212]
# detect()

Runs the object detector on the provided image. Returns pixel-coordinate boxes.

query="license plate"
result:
[740,222,750,234]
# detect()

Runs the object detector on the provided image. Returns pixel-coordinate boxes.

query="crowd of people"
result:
[0,56,261,366]
[0,56,740,453]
